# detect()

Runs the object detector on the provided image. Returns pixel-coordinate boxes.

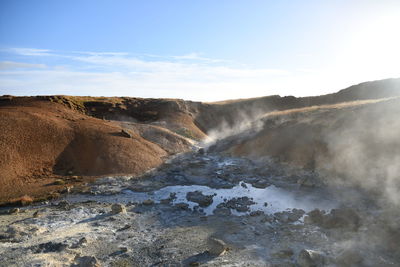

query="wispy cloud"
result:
[0,48,294,100]
[0,61,46,70]
[6,48,53,57]
[1,47,395,101]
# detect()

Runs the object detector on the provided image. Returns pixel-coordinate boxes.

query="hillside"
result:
[1,78,400,204]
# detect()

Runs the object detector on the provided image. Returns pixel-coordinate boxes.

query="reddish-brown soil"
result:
[0,97,190,204]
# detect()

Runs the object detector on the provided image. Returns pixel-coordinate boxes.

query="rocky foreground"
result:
[1,151,399,266]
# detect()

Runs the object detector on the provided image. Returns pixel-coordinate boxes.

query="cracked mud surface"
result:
[1,152,399,266]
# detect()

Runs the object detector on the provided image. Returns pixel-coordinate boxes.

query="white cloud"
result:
[0,47,398,101]
[0,61,46,70]
[6,48,53,56]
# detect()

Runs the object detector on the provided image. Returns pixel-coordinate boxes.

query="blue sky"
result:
[1,0,399,101]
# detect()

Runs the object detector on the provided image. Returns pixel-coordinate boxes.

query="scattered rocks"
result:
[207,237,228,256]
[111,203,127,214]
[297,249,325,267]
[186,191,214,207]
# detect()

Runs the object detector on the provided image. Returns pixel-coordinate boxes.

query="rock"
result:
[71,237,88,248]
[240,182,248,188]
[323,208,361,230]
[213,207,231,216]
[219,197,255,213]
[72,256,100,267]
[142,199,154,206]
[53,179,66,185]
[120,129,132,138]
[252,180,270,188]
[175,203,189,210]
[197,148,205,155]
[186,191,214,207]
[33,210,41,218]
[207,237,228,256]
[272,249,294,258]
[111,203,127,214]
[250,210,264,217]
[32,241,68,253]
[8,208,20,214]
[297,249,325,267]
[304,209,325,225]
[57,200,70,209]
[305,208,360,231]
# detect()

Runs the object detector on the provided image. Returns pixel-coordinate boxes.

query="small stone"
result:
[8,208,20,214]
[57,200,70,209]
[72,256,100,267]
[120,129,132,138]
[175,203,189,210]
[297,249,325,267]
[72,237,88,248]
[272,249,294,258]
[250,210,264,217]
[53,179,66,185]
[142,199,154,206]
[186,191,214,207]
[111,203,127,214]
[33,210,41,218]
[207,237,228,256]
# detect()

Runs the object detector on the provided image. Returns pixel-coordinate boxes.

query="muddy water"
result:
[66,182,335,216]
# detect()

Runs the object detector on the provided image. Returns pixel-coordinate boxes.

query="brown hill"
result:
[0,96,194,204]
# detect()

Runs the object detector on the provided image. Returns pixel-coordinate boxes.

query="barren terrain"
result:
[1,78,400,266]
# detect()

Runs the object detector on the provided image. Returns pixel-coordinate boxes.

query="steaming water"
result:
[66,181,335,216]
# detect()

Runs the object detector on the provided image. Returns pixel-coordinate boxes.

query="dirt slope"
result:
[0,97,193,204]
[213,97,400,204]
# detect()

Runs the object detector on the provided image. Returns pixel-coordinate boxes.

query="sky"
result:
[0,0,400,101]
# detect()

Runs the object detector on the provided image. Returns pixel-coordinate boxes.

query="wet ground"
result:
[1,151,399,266]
